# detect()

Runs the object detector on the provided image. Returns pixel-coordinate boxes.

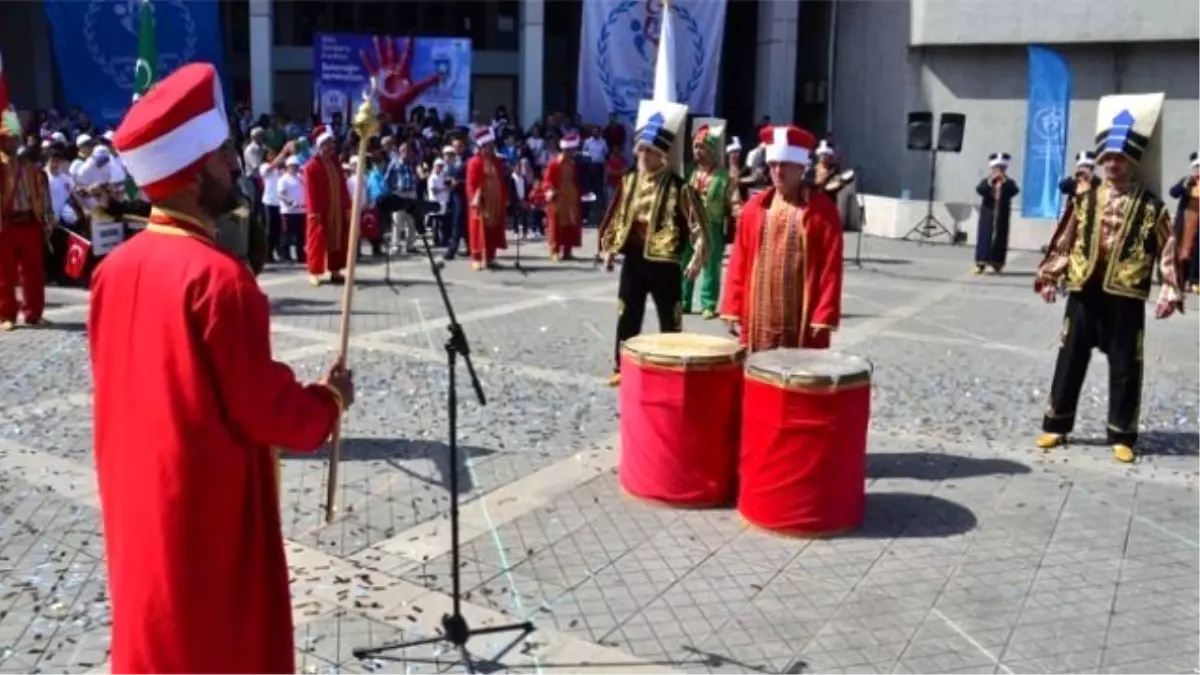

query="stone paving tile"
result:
[1,236,1197,674]
[0,329,91,405]
[0,474,110,675]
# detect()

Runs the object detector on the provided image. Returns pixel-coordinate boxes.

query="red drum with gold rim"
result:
[619,333,745,507]
[738,349,872,536]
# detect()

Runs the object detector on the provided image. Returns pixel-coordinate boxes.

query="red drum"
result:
[738,349,872,536]
[619,333,745,507]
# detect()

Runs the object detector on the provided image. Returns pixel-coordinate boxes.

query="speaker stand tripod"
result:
[902,148,957,246]
[351,232,534,673]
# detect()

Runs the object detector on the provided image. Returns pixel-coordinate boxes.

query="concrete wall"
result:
[911,0,1200,46]
[834,0,1200,220]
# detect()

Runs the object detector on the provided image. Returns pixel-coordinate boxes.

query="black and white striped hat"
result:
[988,152,1011,168]
[1075,150,1096,168]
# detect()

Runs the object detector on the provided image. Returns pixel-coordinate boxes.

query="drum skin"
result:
[738,349,871,536]
[619,334,744,507]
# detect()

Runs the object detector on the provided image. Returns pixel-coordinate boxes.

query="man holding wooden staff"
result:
[89,62,355,674]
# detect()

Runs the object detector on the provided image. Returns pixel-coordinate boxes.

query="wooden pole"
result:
[323,79,380,524]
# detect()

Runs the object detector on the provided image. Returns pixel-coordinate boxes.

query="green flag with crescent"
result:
[133,0,157,101]
[126,0,157,199]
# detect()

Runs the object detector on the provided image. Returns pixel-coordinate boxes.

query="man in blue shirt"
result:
[442,141,469,262]
[382,141,419,255]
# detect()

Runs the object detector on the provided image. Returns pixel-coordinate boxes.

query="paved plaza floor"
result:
[0,230,1196,674]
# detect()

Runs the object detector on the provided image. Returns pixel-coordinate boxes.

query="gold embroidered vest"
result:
[606,170,688,262]
[1065,184,1169,300]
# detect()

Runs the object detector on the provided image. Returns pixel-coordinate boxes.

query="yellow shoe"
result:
[701,309,716,320]
[0,320,14,332]
[471,261,484,271]
[1112,444,1136,463]
[308,275,321,287]
[1036,433,1066,449]
[549,252,559,262]
[607,372,621,387]
[972,265,985,275]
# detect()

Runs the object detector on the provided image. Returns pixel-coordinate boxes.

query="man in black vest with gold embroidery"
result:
[599,99,707,387]
[1033,93,1184,464]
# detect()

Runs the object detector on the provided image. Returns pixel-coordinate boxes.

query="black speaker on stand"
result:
[903,111,966,245]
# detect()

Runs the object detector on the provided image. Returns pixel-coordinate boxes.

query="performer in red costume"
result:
[0,129,54,331]
[465,126,508,270]
[93,63,355,674]
[303,131,351,285]
[720,125,844,352]
[543,131,583,261]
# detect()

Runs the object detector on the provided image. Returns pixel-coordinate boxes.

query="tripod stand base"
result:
[352,612,535,661]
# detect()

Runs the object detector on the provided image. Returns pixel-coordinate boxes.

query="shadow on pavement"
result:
[856,492,978,539]
[1072,430,1199,457]
[284,436,496,495]
[868,451,1031,480]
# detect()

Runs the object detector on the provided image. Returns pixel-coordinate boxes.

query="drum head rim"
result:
[622,333,746,367]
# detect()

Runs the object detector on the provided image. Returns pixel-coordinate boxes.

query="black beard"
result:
[197,170,240,219]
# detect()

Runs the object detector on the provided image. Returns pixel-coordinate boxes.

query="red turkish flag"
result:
[360,208,380,241]
[64,231,90,280]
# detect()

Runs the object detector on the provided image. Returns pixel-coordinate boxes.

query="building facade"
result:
[3,0,1196,207]
[836,0,1200,211]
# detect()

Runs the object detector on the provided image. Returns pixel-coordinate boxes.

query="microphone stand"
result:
[351,229,535,671]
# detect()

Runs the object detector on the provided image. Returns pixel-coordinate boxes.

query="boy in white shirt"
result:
[259,151,286,262]
[276,156,307,264]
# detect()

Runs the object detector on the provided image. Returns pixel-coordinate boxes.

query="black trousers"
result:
[613,247,683,371]
[1042,285,1145,446]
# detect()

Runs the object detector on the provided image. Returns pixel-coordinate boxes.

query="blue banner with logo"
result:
[1022,45,1072,219]
[42,0,226,130]
[577,0,727,125]
[313,33,471,127]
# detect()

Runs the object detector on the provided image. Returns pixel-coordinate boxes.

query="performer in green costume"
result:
[682,120,741,318]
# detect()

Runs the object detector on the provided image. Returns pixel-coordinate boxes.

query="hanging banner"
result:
[42,0,226,129]
[1022,45,1072,219]
[313,33,472,127]
[577,0,726,125]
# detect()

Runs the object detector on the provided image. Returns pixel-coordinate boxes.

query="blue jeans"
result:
[442,197,466,259]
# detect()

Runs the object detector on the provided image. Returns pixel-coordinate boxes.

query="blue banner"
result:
[1022,45,1072,219]
[42,0,226,130]
[313,33,471,127]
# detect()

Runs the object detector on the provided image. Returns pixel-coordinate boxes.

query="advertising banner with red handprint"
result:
[313,33,471,127]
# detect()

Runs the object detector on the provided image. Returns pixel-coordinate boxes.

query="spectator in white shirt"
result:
[276,156,307,264]
[44,149,81,228]
[69,133,95,184]
[259,150,286,261]
[427,158,449,210]
[582,127,608,164]
[74,146,117,216]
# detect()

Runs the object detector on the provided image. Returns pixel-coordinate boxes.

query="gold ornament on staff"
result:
[324,78,381,524]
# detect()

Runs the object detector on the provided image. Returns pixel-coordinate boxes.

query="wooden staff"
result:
[323,78,380,524]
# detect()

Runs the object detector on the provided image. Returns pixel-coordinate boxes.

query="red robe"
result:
[543,154,583,254]
[0,158,50,323]
[720,187,843,352]
[303,155,351,276]
[88,209,342,674]
[466,154,508,263]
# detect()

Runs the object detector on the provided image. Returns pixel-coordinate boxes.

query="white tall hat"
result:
[635,99,689,177]
[1094,92,1164,192]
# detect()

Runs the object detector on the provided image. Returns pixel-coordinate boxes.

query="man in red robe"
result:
[720,125,843,352]
[303,130,351,285]
[543,131,583,261]
[466,126,508,270]
[94,63,355,674]
[0,133,54,331]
